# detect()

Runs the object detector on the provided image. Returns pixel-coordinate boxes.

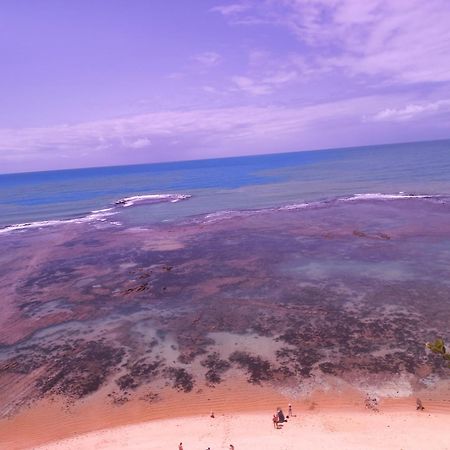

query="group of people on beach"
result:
[178,403,295,449]
[272,403,293,429]
[178,443,234,449]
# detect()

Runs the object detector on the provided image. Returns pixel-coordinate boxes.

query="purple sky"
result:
[1,0,450,173]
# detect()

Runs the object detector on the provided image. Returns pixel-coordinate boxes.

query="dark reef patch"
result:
[35,340,125,399]
[164,367,195,392]
[229,351,273,384]
[201,352,231,385]
[116,358,161,391]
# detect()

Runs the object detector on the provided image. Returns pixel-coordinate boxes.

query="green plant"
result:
[426,338,446,354]
[426,338,450,368]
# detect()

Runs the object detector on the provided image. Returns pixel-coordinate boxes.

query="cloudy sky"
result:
[1,0,449,173]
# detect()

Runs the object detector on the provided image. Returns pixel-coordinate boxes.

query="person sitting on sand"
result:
[416,398,425,411]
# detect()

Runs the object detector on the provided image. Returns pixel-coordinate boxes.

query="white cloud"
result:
[370,100,450,122]
[262,70,297,85]
[211,3,250,16]
[216,0,450,84]
[231,70,298,95]
[194,51,221,67]
[1,93,447,172]
[127,137,152,148]
[231,76,272,95]
[0,96,378,156]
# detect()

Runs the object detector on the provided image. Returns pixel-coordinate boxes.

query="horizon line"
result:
[1,136,449,177]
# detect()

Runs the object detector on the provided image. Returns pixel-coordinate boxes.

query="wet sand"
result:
[2,379,450,449]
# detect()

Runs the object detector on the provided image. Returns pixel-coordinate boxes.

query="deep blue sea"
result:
[1,139,449,231]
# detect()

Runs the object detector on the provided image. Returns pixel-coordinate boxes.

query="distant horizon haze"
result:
[1,137,449,176]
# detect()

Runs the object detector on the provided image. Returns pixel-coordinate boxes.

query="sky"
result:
[1,0,450,173]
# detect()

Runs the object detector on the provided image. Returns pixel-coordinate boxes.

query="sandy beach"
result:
[33,409,450,450]
[1,379,449,450]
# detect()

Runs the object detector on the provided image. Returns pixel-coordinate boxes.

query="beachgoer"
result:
[288,403,293,417]
[277,407,285,423]
[229,445,235,450]
[272,414,278,429]
[416,398,425,411]
[365,394,379,412]
[210,410,215,418]
[179,443,183,450]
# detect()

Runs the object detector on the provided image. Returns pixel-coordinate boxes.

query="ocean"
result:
[1,139,449,231]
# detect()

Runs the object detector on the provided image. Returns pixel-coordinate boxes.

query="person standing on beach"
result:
[229,445,235,450]
[277,407,285,423]
[178,443,183,450]
[288,403,293,417]
[272,414,279,429]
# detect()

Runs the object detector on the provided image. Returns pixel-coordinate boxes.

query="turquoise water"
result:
[1,139,449,229]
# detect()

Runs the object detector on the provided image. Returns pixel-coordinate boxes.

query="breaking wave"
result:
[198,192,448,224]
[342,192,438,201]
[1,191,446,234]
[0,192,192,234]
[114,193,192,207]
[0,208,118,234]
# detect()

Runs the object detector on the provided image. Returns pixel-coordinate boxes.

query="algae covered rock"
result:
[426,338,446,355]
[426,338,450,368]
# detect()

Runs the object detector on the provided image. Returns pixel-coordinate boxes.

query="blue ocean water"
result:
[1,139,449,230]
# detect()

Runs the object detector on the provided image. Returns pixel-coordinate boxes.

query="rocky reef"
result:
[0,197,449,417]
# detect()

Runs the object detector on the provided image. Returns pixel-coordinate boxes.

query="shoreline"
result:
[2,380,450,449]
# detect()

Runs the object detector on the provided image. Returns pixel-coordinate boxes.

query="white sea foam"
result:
[204,210,240,220]
[0,209,117,235]
[2,191,444,234]
[199,192,446,225]
[282,192,441,211]
[0,192,192,235]
[278,202,316,211]
[91,207,115,213]
[342,192,436,201]
[115,193,191,207]
[203,209,265,223]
